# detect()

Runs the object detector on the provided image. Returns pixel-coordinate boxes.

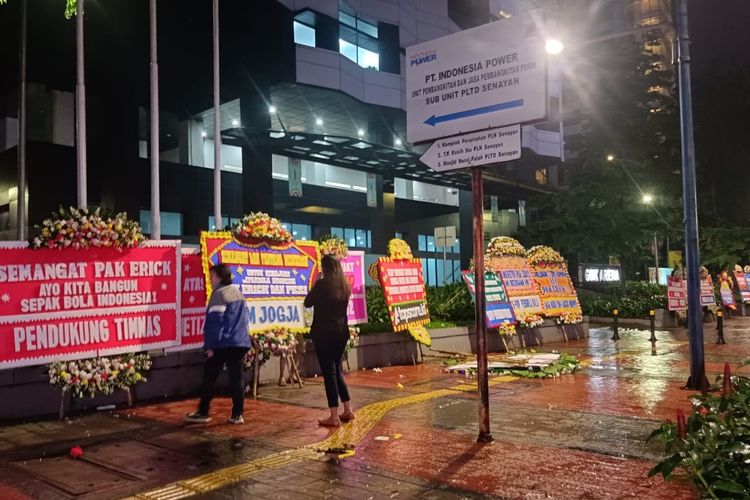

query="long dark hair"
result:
[210,263,234,286]
[320,254,351,302]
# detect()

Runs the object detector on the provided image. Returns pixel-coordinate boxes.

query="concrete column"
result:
[240,94,273,215]
[369,175,395,254]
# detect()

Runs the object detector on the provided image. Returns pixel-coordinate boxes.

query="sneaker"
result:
[184,412,212,424]
[228,415,245,425]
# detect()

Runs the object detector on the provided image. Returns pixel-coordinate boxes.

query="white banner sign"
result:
[406,13,547,143]
[420,125,521,171]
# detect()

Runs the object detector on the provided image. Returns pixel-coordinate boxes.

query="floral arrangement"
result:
[486,236,526,258]
[556,312,583,325]
[468,255,492,273]
[32,207,144,250]
[319,235,349,259]
[344,326,360,355]
[246,327,299,368]
[526,245,565,265]
[745,265,750,273]
[735,264,743,273]
[233,212,292,244]
[498,320,517,336]
[388,238,413,260]
[517,314,544,329]
[48,353,152,399]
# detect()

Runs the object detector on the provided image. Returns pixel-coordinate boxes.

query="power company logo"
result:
[410,49,437,67]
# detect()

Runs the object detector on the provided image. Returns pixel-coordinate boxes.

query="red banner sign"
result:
[0,241,180,369]
[172,249,206,351]
[701,276,716,306]
[376,258,429,332]
[734,271,750,303]
[667,276,687,311]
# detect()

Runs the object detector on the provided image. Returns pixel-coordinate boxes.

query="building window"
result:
[338,9,380,70]
[331,226,371,249]
[208,216,242,231]
[281,222,312,241]
[293,20,316,47]
[535,168,548,186]
[140,210,183,236]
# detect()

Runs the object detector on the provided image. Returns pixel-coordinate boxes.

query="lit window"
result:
[535,168,548,186]
[358,46,379,70]
[331,227,344,239]
[356,19,378,38]
[339,38,358,64]
[293,21,316,48]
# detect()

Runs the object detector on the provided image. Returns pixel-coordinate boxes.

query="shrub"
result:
[648,362,750,498]
[579,281,666,318]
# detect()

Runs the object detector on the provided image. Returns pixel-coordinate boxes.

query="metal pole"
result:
[653,232,659,284]
[471,167,492,443]
[75,0,87,208]
[149,0,160,239]
[212,0,222,227]
[16,0,27,240]
[675,0,706,390]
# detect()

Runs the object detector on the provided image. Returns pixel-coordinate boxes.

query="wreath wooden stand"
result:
[252,352,303,399]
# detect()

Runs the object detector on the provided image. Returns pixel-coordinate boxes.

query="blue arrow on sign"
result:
[424,99,524,126]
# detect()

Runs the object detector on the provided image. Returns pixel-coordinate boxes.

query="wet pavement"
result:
[2,317,750,499]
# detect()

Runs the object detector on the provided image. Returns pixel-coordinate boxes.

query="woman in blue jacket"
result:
[185,263,251,425]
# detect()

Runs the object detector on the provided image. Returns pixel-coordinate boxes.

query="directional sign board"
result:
[406,13,547,144]
[420,125,521,171]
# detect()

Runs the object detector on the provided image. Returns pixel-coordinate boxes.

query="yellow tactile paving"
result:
[129,375,518,500]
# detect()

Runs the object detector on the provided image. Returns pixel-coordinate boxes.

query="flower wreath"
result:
[517,314,544,329]
[32,207,144,251]
[48,353,152,399]
[344,326,360,355]
[498,320,517,336]
[556,312,583,325]
[487,236,526,258]
[319,234,349,259]
[245,327,300,368]
[387,238,413,260]
[233,212,292,244]
[526,245,565,266]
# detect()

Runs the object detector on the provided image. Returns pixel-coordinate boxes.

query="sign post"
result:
[406,12,549,443]
[435,226,457,284]
[472,167,492,442]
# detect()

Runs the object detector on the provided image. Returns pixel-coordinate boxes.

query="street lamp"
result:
[606,154,615,162]
[642,193,654,204]
[545,38,564,55]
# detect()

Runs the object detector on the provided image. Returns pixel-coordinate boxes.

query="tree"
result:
[518,37,683,278]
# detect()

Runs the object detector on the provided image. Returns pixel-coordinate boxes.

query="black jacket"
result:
[304,278,350,337]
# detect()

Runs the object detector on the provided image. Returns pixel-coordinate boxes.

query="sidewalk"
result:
[2,318,749,499]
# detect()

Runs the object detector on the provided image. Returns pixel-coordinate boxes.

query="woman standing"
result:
[185,263,251,425]
[305,254,354,427]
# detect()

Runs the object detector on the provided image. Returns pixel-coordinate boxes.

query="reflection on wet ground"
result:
[3,317,750,498]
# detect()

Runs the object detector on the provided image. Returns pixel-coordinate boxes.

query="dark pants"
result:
[312,333,350,408]
[198,347,248,417]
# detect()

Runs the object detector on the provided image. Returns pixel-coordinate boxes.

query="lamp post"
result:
[675,0,707,390]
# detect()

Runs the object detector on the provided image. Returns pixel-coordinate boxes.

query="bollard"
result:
[716,310,726,344]
[649,309,657,342]
[612,309,620,341]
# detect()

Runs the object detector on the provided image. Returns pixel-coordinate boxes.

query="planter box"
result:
[590,309,676,328]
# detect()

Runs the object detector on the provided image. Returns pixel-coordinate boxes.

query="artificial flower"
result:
[319,235,349,259]
[388,238,413,260]
[233,212,292,244]
[486,236,526,258]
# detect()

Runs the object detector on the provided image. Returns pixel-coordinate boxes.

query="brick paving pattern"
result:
[2,319,749,498]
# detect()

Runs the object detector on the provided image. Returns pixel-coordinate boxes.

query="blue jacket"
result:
[203,285,251,350]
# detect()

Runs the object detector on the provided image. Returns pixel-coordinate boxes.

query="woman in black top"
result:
[304,254,354,427]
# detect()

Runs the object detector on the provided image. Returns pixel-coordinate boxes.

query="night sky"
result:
[689,0,750,76]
